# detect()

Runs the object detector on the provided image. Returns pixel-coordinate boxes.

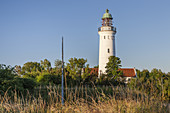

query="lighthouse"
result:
[98,9,117,76]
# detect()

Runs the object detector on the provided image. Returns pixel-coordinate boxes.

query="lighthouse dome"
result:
[102,9,113,19]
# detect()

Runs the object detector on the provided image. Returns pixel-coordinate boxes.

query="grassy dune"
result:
[0,85,169,113]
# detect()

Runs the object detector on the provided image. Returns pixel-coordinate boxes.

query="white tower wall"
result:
[98,26,116,76]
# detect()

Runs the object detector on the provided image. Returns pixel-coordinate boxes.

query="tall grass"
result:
[0,85,169,113]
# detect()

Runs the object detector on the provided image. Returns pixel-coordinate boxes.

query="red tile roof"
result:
[82,68,136,77]
[82,68,98,75]
[89,68,98,75]
[118,68,136,77]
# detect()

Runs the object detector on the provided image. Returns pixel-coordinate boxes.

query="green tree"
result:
[66,58,87,85]
[0,64,36,96]
[80,64,92,84]
[21,62,41,74]
[40,59,51,72]
[129,68,169,101]
[14,65,21,76]
[55,59,62,69]
[36,73,61,85]
[105,56,122,80]
[0,64,17,82]
[163,73,169,100]
[20,62,41,79]
[54,59,62,75]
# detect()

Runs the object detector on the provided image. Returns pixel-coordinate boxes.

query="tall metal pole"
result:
[61,37,64,105]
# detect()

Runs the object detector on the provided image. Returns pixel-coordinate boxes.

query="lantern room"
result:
[102,9,113,26]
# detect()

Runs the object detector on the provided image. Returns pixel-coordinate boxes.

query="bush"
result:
[36,73,61,85]
[0,64,36,96]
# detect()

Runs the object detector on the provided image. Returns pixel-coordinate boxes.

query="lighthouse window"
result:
[108,49,110,53]
[104,36,105,39]
[108,36,109,39]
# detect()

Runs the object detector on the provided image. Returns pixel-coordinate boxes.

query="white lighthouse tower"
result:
[98,9,116,76]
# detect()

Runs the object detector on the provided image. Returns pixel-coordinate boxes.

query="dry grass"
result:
[0,85,169,113]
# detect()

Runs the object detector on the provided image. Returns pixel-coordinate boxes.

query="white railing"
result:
[98,26,116,31]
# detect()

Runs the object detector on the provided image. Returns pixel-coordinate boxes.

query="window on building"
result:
[108,48,110,53]
[104,36,105,39]
[108,36,109,39]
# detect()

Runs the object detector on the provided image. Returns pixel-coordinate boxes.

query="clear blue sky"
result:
[0,0,170,73]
